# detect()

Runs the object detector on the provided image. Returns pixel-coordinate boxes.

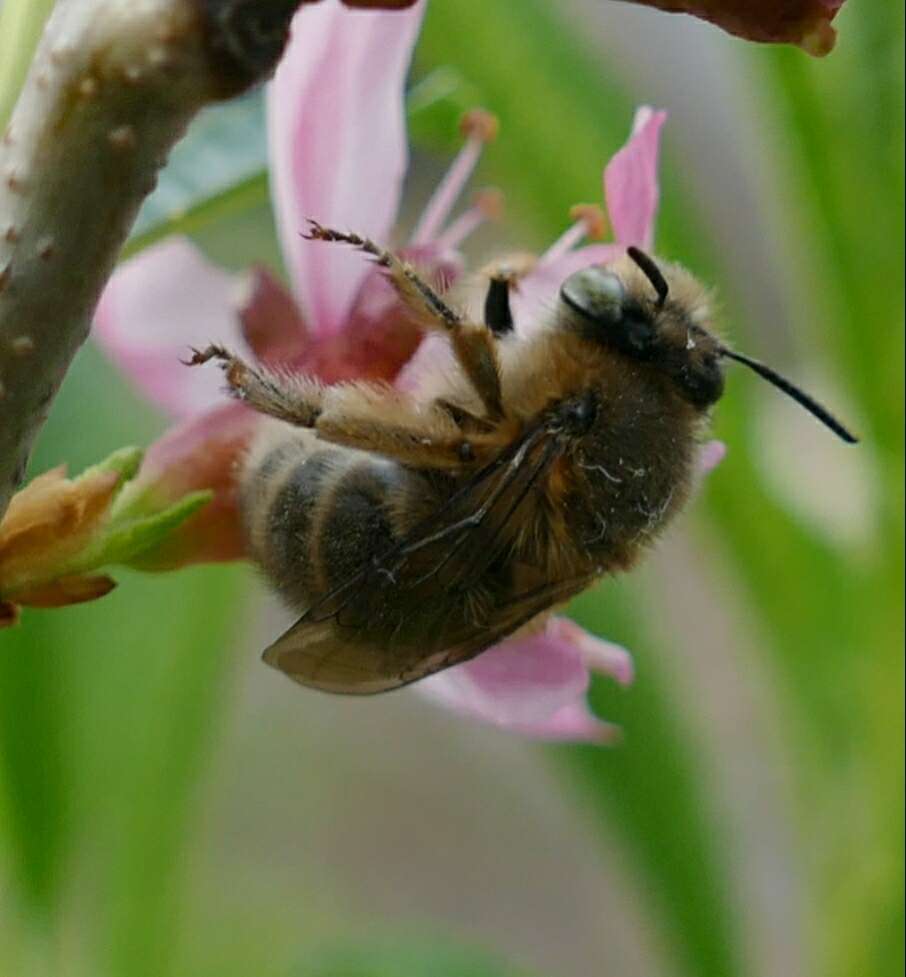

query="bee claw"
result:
[181,347,205,367]
[303,218,329,242]
[184,344,231,368]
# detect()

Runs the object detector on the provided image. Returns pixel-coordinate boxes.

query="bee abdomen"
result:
[241,426,431,610]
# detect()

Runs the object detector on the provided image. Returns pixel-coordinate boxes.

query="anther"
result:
[410,108,500,246]
[436,187,505,250]
[459,108,499,143]
[541,204,609,265]
[569,204,607,240]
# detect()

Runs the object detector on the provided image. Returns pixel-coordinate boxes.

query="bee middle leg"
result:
[305,221,505,423]
[187,344,324,426]
[188,344,493,469]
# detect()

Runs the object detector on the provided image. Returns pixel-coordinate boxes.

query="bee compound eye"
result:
[680,359,725,407]
[560,266,626,325]
[622,312,655,353]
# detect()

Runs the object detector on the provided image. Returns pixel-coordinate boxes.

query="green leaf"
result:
[0,617,72,923]
[125,91,270,258]
[123,72,486,261]
[696,7,905,973]
[564,584,741,977]
[123,172,270,260]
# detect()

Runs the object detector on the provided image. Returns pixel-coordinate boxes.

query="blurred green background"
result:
[0,1,903,976]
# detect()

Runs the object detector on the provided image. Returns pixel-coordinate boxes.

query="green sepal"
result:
[76,446,144,487]
[90,491,213,570]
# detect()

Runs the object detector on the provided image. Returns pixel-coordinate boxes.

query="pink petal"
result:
[511,243,622,335]
[393,332,456,396]
[604,107,667,251]
[515,702,622,744]
[697,439,727,476]
[546,617,634,687]
[418,616,631,742]
[295,267,421,383]
[237,266,308,365]
[268,0,425,337]
[419,634,586,727]
[94,238,246,419]
[127,403,260,569]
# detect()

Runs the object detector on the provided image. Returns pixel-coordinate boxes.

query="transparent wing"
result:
[263,418,588,694]
[263,567,594,695]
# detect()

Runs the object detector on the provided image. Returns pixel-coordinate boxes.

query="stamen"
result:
[410,109,499,246]
[540,204,608,264]
[436,188,504,250]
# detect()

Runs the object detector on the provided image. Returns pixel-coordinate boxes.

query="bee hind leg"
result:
[187,344,324,426]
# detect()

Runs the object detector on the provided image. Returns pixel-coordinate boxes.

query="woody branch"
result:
[0,0,381,522]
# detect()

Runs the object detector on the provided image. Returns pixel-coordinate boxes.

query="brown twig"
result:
[0,0,409,522]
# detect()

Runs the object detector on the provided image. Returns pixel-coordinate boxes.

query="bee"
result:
[191,222,856,695]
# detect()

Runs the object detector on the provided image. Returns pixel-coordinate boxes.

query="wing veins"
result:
[444,436,564,592]
[299,422,551,625]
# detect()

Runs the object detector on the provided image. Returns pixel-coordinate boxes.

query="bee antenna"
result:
[627,246,669,307]
[719,347,859,444]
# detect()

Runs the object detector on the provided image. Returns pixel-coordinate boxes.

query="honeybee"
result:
[191,223,856,694]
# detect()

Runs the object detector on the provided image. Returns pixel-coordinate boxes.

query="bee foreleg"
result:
[187,344,324,426]
[306,221,505,423]
[305,221,461,329]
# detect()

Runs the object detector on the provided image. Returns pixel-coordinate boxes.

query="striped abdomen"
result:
[241,425,440,612]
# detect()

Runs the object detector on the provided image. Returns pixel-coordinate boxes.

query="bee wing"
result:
[263,568,595,695]
[263,420,586,694]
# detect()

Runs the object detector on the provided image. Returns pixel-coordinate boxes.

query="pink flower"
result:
[95,2,720,742]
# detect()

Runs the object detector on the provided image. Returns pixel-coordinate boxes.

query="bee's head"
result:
[559,247,725,409]
[558,248,858,443]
